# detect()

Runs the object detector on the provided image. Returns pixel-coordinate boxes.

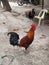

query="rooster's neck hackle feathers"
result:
[27,28,34,39]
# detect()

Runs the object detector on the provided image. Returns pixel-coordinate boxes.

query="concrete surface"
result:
[0,2,49,65]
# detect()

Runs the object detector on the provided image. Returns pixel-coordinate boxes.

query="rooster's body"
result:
[20,27,34,50]
[26,8,35,19]
[8,24,36,50]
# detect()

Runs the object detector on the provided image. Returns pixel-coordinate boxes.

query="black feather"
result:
[7,32,19,46]
[29,8,35,19]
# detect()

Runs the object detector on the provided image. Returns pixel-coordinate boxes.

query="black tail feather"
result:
[7,32,19,46]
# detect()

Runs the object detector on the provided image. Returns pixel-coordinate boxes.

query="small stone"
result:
[3,22,5,24]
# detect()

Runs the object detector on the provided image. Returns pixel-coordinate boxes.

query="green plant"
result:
[47,10,49,14]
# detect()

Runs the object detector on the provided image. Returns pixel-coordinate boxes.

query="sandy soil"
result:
[0,2,49,65]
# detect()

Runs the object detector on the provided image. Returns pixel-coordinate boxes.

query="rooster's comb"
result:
[31,24,36,31]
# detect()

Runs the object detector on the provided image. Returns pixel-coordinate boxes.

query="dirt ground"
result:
[0,2,49,65]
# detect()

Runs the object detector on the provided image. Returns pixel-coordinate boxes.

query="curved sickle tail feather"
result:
[7,32,20,46]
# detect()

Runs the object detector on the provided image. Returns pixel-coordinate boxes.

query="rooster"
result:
[26,8,35,19]
[7,24,36,50]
